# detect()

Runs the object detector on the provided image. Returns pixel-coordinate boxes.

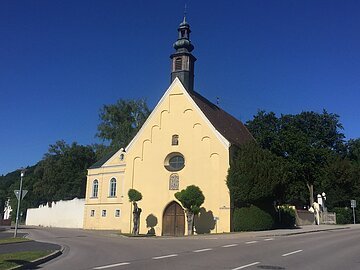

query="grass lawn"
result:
[0,238,31,245]
[0,250,52,270]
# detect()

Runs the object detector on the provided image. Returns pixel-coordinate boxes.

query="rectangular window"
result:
[102,210,106,217]
[172,135,179,145]
[90,210,95,217]
[115,209,120,217]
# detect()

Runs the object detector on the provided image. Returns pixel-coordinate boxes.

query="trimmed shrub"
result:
[277,206,296,228]
[333,207,352,224]
[233,205,274,231]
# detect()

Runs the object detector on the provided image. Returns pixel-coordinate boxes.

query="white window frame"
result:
[109,178,117,197]
[92,179,99,198]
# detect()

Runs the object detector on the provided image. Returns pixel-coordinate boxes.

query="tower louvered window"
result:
[175,58,182,70]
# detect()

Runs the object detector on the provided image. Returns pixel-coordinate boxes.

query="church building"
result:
[83,17,253,236]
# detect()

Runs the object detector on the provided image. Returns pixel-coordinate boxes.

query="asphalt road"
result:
[23,226,360,270]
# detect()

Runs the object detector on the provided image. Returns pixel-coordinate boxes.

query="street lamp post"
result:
[322,192,327,213]
[14,169,25,238]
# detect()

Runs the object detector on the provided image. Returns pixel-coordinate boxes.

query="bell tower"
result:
[170,16,196,92]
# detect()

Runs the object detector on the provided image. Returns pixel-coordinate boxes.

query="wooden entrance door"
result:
[162,201,185,236]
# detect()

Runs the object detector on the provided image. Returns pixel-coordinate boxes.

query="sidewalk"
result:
[153,224,359,240]
[254,224,355,237]
[226,224,360,239]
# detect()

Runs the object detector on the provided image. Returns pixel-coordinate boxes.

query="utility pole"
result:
[14,169,25,238]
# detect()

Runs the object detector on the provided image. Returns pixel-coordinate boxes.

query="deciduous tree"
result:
[34,140,96,203]
[96,99,151,152]
[175,185,205,235]
[128,189,143,235]
[246,110,345,206]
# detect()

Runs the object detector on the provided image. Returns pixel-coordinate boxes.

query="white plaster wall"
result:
[26,198,85,228]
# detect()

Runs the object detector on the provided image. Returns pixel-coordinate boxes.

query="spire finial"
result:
[183,3,187,23]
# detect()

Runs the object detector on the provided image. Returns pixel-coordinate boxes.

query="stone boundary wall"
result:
[26,198,85,228]
[296,209,315,226]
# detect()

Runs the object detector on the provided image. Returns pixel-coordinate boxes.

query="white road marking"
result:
[245,241,258,244]
[232,261,260,269]
[282,249,303,257]
[222,244,238,248]
[152,254,178,260]
[93,262,130,269]
[193,248,213,253]
[264,238,274,241]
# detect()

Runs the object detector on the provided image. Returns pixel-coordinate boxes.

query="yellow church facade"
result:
[83,18,253,235]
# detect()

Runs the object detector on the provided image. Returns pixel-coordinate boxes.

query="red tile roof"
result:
[190,91,254,147]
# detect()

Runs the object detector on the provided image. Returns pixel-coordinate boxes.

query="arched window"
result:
[169,173,179,190]
[172,134,179,145]
[175,58,182,71]
[109,178,117,197]
[92,180,99,198]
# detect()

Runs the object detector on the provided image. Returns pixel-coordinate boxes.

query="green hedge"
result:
[277,206,296,228]
[333,207,352,224]
[333,207,359,224]
[233,205,274,231]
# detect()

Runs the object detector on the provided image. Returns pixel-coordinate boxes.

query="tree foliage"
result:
[246,110,346,206]
[33,141,96,203]
[347,138,360,162]
[175,185,205,215]
[175,185,205,235]
[0,140,97,221]
[227,142,286,206]
[128,189,143,202]
[96,98,151,152]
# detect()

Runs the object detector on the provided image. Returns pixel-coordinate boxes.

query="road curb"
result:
[8,246,64,270]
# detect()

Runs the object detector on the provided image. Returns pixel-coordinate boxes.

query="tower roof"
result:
[173,17,194,53]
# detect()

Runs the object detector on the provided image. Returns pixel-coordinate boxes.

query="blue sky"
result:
[1,0,359,175]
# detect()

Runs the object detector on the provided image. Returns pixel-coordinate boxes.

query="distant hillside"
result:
[0,141,96,221]
[0,165,37,218]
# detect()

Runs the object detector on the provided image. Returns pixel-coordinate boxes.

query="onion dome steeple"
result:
[170,16,197,92]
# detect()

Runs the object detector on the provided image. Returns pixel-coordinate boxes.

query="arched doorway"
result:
[162,201,185,236]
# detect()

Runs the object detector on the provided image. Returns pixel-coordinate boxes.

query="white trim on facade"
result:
[125,78,230,154]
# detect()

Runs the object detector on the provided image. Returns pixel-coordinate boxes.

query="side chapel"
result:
[83,17,254,235]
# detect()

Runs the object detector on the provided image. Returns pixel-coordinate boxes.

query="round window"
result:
[164,153,185,171]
